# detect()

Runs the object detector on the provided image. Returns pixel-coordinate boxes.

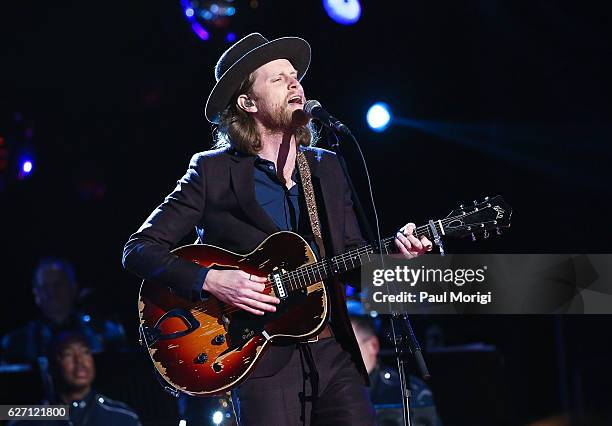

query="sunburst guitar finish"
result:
[138,231,327,396]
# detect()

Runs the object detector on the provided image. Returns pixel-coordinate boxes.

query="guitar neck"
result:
[281,222,438,291]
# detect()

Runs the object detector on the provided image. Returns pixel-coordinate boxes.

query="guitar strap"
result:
[297,149,331,353]
[296,150,326,259]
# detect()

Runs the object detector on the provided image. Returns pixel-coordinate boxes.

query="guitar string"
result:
[187,218,502,319]
[185,208,502,319]
[188,239,390,319]
[188,229,501,322]
[186,238,433,321]
[186,234,394,318]
[279,207,502,288]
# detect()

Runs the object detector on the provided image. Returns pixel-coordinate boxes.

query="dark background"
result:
[1,1,611,425]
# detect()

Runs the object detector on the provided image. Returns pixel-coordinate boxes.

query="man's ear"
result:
[237,95,257,113]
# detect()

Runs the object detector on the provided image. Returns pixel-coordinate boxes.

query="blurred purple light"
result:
[226,32,237,43]
[185,7,195,17]
[191,22,210,40]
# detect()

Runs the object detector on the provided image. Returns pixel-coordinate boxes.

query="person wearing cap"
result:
[123,33,431,425]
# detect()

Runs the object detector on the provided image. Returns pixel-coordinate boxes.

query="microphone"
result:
[303,100,351,135]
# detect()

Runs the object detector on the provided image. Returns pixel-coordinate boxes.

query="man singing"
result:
[123,33,431,425]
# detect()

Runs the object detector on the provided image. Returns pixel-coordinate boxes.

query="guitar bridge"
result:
[270,272,288,300]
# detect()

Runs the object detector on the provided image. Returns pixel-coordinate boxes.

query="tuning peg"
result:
[459,203,465,209]
[483,230,490,239]
[496,227,502,235]
[484,196,489,201]
[471,233,476,242]
[473,200,478,205]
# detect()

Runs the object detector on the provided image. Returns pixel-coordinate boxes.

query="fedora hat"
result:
[204,33,311,124]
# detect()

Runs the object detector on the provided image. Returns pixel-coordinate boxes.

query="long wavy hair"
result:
[213,73,316,155]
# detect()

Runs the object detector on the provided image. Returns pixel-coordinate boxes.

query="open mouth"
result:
[288,95,304,105]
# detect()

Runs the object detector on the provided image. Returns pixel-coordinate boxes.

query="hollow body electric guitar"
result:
[139,196,511,396]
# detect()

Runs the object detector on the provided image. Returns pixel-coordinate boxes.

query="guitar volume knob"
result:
[194,353,208,364]
[213,334,226,345]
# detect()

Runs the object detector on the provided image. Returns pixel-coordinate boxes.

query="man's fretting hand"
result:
[394,222,433,259]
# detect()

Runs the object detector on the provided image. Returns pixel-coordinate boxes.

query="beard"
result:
[259,102,310,132]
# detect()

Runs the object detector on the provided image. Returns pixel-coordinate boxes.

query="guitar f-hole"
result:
[141,308,201,347]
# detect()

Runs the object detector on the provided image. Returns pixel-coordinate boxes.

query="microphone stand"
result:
[324,126,431,426]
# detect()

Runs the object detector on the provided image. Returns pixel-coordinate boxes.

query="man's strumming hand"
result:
[203,270,280,316]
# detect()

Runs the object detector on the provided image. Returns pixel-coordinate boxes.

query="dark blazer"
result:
[123,146,369,383]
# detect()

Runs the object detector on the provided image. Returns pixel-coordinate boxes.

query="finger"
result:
[248,274,268,283]
[396,232,412,250]
[240,271,268,283]
[240,296,277,313]
[244,281,266,293]
[406,234,423,251]
[402,223,416,236]
[245,289,280,305]
[420,236,433,251]
[244,281,278,300]
[395,236,410,255]
[235,302,264,316]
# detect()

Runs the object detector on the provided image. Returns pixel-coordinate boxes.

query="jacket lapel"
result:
[229,153,279,235]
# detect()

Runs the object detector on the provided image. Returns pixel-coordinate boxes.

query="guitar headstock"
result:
[442,195,512,241]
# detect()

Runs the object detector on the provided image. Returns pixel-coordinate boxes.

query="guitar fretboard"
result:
[279,223,438,292]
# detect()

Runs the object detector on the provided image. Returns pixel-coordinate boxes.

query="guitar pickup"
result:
[270,273,288,300]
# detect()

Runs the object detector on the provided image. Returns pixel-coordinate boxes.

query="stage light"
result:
[226,32,237,43]
[323,0,361,25]
[181,0,240,42]
[22,160,33,174]
[212,410,223,425]
[192,22,210,41]
[366,102,392,132]
[178,420,187,426]
[16,150,38,183]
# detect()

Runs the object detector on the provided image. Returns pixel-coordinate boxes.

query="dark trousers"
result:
[232,337,376,426]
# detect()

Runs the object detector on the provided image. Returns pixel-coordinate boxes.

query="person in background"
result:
[8,332,141,426]
[1,257,127,364]
[350,315,443,426]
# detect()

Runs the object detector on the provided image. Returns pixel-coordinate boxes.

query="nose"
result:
[288,75,301,90]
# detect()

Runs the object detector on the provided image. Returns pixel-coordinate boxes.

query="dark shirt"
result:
[253,156,320,254]
[7,389,141,426]
[1,312,127,364]
[253,157,301,232]
[199,154,319,298]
